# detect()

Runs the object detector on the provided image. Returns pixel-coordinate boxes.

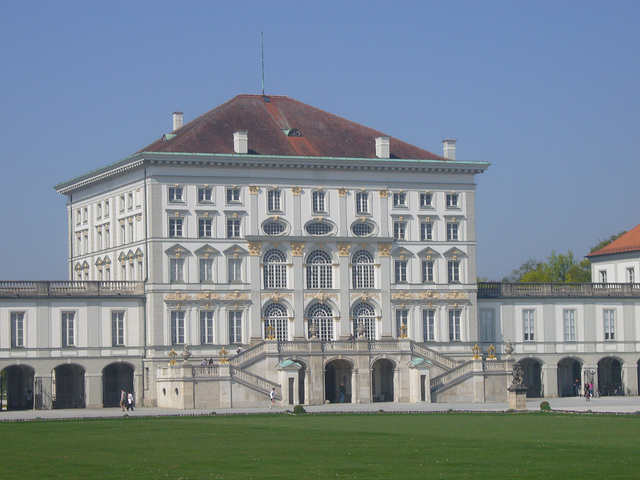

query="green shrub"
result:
[293,405,306,415]
[540,401,551,411]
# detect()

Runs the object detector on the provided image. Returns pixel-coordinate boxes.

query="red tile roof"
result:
[588,223,640,257]
[139,94,448,160]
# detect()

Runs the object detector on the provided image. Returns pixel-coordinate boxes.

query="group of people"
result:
[575,379,595,401]
[119,390,135,411]
[200,358,215,366]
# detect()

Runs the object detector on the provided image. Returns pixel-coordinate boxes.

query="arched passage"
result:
[0,365,35,410]
[371,359,394,402]
[102,363,134,407]
[520,358,543,398]
[598,357,623,396]
[325,359,353,403]
[557,357,582,397]
[53,364,85,409]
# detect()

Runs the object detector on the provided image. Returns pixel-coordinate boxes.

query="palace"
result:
[1,94,638,410]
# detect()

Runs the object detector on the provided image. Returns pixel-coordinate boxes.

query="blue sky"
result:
[1,0,638,281]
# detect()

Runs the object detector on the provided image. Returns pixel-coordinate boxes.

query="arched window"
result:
[308,303,334,341]
[264,303,288,341]
[352,250,375,289]
[263,249,287,289]
[306,250,333,289]
[352,303,376,340]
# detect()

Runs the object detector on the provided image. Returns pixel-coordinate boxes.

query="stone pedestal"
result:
[508,386,528,410]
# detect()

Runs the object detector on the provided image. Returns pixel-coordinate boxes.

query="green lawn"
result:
[1,412,637,479]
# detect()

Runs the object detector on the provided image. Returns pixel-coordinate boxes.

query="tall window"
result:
[563,310,576,341]
[169,257,185,283]
[198,218,212,238]
[168,186,184,203]
[229,310,242,344]
[112,311,125,346]
[312,190,326,214]
[394,259,408,283]
[393,221,407,240]
[228,257,243,283]
[61,312,75,347]
[604,309,615,341]
[599,270,607,283]
[226,186,241,204]
[352,303,376,340]
[263,249,287,289]
[352,250,375,289]
[627,267,635,283]
[396,309,408,338]
[306,250,333,289]
[393,192,407,208]
[267,189,282,212]
[171,311,185,345]
[355,191,369,214]
[420,222,433,241]
[11,312,25,348]
[448,260,460,284]
[198,186,213,203]
[169,217,183,237]
[448,310,461,341]
[423,310,435,341]
[264,303,288,341]
[420,192,433,208]
[200,311,214,344]
[227,218,241,238]
[446,222,459,241]
[422,260,434,283]
[446,193,459,208]
[199,258,213,283]
[523,310,535,342]
[307,303,333,341]
[480,309,495,342]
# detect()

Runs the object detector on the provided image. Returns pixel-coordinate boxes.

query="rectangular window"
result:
[128,219,134,243]
[422,260,434,283]
[82,207,88,224]
[446,193,459,208]
[393,221,406,240]
[393,192,407,208]
[396,309,408,338]
[312,190,326,214]
[169,258,184,283]
[228,258,243,283]
[420,222,433,241]
[355,191,369,214]
[76,208,82,225]
[127,192,133,210]
[446,222,459,241]
[169,217,183,237]
[449,310,461,341]
[198,218,212,238]
[200,311,214,344]
[420,192,433,208]
[523,310,535,342]
[112,311,125,346]
[627,267,635,283]
[604,309,615,341]
[104,226,110,248]
[199,258,213,283]
[119,194,125,212]
[11,312,25,348]
[96,202,102,219]
[267,189,282,212]
[104,200,110,218]
[198,186,213,203]
[120,223,126,244]
[168,186,184,203]
[599,270,607,283]
[448,260,460,283]
[563,310,576,342]
[61,312,75,347]
[423,310,435,341]
[395,260,408,283]
[481,309,495,342]
[171,311,185,345]
[229,311,242,344]
[227,218,241,238]
[226,187,241,204]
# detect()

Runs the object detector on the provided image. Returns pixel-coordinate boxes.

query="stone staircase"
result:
[230,366,281,400]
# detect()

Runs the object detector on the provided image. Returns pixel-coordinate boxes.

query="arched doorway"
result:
[371,359,394,402]
[102,363,134,407]
[0,365,35,410]
[325,359,352,403]
[53,364,85,409]
[520,358,543,398]
[598,357,623,396]
[557,357,582,397]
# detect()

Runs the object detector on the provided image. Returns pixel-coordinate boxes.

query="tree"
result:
[513,250,591,283]
[590,231,627,253]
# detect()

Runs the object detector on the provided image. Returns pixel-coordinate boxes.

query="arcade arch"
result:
[102,363,134,408]
[325,359,353,403]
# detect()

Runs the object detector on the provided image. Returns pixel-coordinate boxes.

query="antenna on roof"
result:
[261,31,265,96]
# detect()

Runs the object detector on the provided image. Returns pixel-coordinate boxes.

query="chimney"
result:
[234,131,249,154]
[172,112,183,132]
[442,139,457,160]
[375,136,390,159]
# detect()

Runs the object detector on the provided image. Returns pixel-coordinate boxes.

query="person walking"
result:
[119,389,126,411]
[127,392,135,411]
[584,383,590,402]
[270,388,276,408]
[339,383,345,403]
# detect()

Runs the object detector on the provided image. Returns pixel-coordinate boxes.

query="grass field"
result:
[1,411,638,479]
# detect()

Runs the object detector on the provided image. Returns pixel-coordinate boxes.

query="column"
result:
[379,243,393,339]
[338,243,351,338]
[248,243,262,344]
[542,364,558,397]
[623,362,638,396]
[291,243,305,340]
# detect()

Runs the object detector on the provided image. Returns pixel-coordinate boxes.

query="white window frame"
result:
[198,186,214,204]
[352,250,375,289]
[419,192,433,208]
[394,259,408,284]
[393,221,407,240]
[228,257,243,283]
[306,250,333,289]
[446,222,459,241]
[264,303,289,342]
[226,186,241,205]
[523,309,535,342]
[627,267,635,283]
[448,260,460,284]
[267,188,282,213]
[604,309,615,341]
[61,312,75,348]
[307,303,334,341]
[422,259,434,283]
[263,249,287,289]
[169,257,185,283]
[312,190,326,214]
[446,193,459,208]
[227,218,241,238]
[171,310,185,345]
[168,186,184,203]
[200,310,214,344]
[169,217,183,238]
[423,309,435,342]
[199,258,214,283]
[393,192,407,208]
[198,218,212,238]
[563,309,576,342]
[229,310,243,344]
[355,191,370,215]
[112,311,125,346]
[352,303,376,341]
[11,312,25,348]
[420,221,433,241]
[448,310,461,341]
[395,309,408,338]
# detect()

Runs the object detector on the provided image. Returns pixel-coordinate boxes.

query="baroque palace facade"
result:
[1,95,638,409]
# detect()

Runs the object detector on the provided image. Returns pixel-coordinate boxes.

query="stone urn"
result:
[181,344,192,363]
